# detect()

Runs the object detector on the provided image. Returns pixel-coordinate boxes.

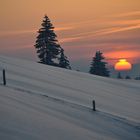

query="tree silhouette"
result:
[89,51,110,77]
[35,15,61,66]
[135,76,140,80]
[125,75,131,79]
[117,72,123,79]
[59,49,71,69]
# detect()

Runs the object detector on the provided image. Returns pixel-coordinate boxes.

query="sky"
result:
[0,0,140,73]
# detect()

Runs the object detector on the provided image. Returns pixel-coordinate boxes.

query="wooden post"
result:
[92,100,96,111]
[3,69,6,86]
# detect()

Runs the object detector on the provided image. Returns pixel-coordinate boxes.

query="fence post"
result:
[3,69,6,86]
[92,100,96,111]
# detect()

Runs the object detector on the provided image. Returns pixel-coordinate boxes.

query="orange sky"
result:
[0,0,140,70]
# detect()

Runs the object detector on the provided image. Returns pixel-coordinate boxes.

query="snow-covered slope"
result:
[0,55,140,140]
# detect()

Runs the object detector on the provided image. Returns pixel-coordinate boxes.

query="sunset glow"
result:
[115,59,132,71]
[0,0,140,72]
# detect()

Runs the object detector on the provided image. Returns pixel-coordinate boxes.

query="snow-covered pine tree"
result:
[34,15,61,66]
[59,48,71,69]
[89,51,110,77]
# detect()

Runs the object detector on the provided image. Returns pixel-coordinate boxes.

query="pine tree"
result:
[89,51,110,77]
[59,48,71,69]
[135,76,140,80]
[125,75,131,79]
[34,15,61,66]
[117,72,123,79]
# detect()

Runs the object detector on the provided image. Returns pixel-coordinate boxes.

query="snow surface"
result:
[0,55,140,140]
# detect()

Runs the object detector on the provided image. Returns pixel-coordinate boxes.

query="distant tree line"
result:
[34,15,110,77]
[135,76,140,80]
[117,72,140,80]
[117,72,131,79]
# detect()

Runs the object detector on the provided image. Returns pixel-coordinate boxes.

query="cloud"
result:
[105,51,140,59]
[59,23,140,44]
[57,11,140,44]
[57,11,140,34]
[0,30,36,36]
[0,26,74,37]
[111,18,140,24]
[59,36,85,43]
[105,50,140,64]
[58,10,140,44]
[93,24,140,36]
[54,26,75,31]
[111,11,140,18]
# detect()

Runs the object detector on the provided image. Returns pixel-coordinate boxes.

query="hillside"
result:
[0,55,140,140]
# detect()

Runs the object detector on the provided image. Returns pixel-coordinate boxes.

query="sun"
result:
[115,59,132,71]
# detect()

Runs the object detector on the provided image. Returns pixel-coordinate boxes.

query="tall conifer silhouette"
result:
[89,51,110,77]
[35,15,61,66]
[59,48,71,69]
[35,15,71,69]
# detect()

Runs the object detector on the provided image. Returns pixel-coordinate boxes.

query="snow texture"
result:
[0,55,140,140]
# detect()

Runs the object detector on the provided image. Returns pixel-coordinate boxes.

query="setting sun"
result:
[115,59,132,71]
